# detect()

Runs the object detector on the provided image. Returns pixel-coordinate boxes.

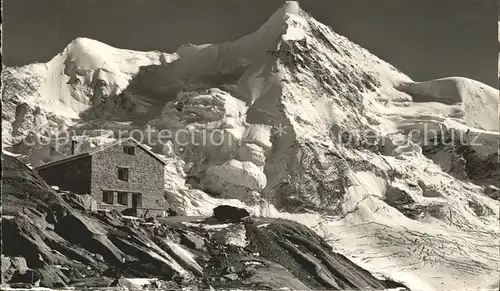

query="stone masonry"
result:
[91,139,165,214]
[36,138,166,217]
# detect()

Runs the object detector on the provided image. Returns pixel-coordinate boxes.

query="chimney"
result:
[71,139,77,155]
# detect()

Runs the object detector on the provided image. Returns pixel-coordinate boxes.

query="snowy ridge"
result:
[396,77,499,132]
[2,2,499,290]
[1,37,176,147]
[41,37,174,112]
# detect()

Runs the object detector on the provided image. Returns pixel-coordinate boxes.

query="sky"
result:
[2,0,498,87]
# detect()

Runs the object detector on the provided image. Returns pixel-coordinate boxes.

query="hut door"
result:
[132,193,142,208]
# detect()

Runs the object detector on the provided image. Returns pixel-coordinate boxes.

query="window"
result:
[117,167,129,181]
[124,146,136,155]
[103,191,114,204]
[117,192,129,206]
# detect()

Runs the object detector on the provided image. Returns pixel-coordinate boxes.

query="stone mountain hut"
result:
[36,137,166,217]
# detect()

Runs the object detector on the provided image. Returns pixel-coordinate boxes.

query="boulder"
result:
[212,205,250,222]
[34,265,68,288]
[145,216,157,223]
[180,231,206,251]
[1,256,29,283]
[223,273,239,281]
[55,211,126,266]
[61,193,98,212]
[69,276,114,288]
[484,185,499,200]
[211,224,249,248]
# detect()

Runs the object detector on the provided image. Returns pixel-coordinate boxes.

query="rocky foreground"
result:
[1,154,408,290]
[3,2,499,289]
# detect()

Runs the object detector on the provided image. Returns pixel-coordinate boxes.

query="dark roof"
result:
[36,137,167,170]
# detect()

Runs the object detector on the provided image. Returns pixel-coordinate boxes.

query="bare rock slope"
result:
[1,154,406,290]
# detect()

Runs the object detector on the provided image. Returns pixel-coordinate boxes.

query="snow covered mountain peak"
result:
[1,37,177,146]
[60,37,175,76]
[258,0,303,38]
[62,37,114,60]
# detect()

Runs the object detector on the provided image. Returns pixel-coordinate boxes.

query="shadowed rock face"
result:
[1,154,406,290]
[421,132,500,187]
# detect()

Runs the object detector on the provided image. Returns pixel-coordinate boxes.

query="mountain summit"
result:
[2,2,499,290]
